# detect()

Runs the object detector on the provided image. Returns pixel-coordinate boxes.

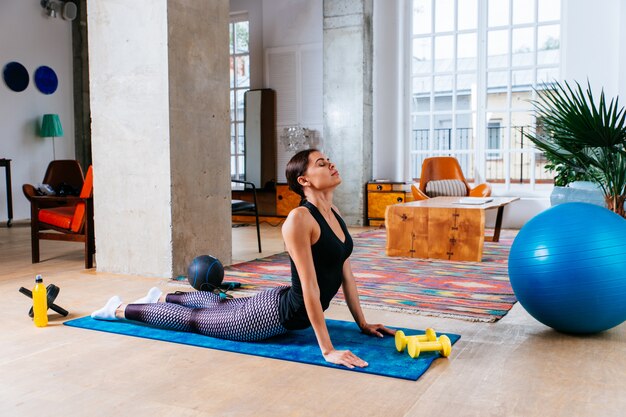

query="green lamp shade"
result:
[40,114,63,137]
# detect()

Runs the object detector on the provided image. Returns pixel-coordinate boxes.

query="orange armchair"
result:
[411,156,492,201]
[29,166,95,269]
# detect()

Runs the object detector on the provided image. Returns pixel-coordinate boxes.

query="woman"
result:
[92,149,394,369]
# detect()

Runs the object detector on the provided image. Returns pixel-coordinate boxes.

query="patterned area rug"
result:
[173,229,518,322]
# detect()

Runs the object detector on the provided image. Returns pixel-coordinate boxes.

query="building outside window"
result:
[230,15,250,180]
[409,0,561,190]
[487,120,501,159]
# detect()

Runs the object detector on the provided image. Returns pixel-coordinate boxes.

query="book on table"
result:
[453,197,494,205]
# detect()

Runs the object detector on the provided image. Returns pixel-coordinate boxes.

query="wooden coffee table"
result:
[384,196,519,261]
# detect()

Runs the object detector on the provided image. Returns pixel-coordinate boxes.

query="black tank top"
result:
[278,201,354,330]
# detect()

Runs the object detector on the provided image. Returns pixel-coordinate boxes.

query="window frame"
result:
[406,0,562,194]
[229,13,250,181]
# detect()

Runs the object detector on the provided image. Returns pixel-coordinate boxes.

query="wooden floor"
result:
[2,222,625,417]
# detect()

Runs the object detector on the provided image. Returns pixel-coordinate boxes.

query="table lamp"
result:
[40,114,63,160]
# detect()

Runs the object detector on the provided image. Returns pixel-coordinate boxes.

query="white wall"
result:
[0,1,74,223]
[262,0,322,48]
[621,2,626,99]
[229,0,323,90]
[562,0,622,96]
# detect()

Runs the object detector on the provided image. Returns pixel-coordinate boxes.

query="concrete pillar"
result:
[323,0,373,226]
[168,1,232,274]
[88,0,231,277]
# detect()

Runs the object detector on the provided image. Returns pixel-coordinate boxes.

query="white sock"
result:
[91,296,123,321]
[132,287,162,304]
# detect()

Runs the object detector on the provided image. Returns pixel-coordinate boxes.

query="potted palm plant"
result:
[523,80,626,217]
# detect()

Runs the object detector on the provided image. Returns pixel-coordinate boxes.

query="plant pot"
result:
[605,195,626,218]
[550,182,605,207]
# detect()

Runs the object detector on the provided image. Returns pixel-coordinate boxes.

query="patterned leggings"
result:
[124,286,289,342]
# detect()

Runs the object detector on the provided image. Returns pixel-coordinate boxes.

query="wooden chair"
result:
[411,156,492,201]
[29,166,95,269]
[22,160,84,209]
[231,179,261,253]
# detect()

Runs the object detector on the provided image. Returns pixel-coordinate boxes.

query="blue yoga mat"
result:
[64,317,460,380]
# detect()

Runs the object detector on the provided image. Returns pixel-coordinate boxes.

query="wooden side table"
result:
[385,197,519,261]
[0,158,13,227]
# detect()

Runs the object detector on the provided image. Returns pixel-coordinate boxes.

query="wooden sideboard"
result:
[232,183,300,224]
[234,182,414,226]
[275,184,301,216]
[278,181,415,226]
[366,181,413,226]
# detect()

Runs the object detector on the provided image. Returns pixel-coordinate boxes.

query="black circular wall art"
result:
[3,61,29,92]
[34,65,58,95]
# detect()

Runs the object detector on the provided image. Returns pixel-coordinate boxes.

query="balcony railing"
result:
[411,126,554,184]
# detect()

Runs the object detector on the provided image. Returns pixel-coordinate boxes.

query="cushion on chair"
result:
[425,179,468,197]
[38,206,75,230]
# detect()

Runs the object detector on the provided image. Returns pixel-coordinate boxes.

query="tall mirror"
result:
[244,89,276,189]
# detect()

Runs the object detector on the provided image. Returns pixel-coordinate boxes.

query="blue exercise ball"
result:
[187,255,224,291]
[508,202,626,334]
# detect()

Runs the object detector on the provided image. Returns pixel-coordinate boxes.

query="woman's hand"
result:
[323,349,368,369]
[360,322,396,338]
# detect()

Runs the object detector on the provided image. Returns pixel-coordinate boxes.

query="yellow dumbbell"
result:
[407,334,452,359]
[395,328,437,353]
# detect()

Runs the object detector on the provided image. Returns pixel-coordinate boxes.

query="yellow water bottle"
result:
[33,275,48,327]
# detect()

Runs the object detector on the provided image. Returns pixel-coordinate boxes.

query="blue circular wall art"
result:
[34,65,59,95]
[3,61,29,92]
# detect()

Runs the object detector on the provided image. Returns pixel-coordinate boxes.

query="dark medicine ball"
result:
[187,255,224,291]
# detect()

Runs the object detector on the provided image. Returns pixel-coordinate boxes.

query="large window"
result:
[409,0,561,189]
[229,15,250,180]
